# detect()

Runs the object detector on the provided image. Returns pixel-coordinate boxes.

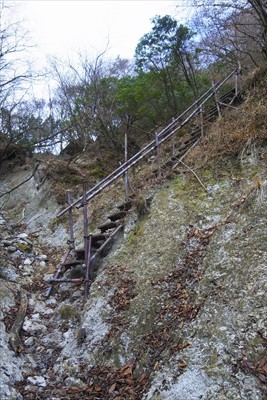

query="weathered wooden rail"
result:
[46,68,241,299]
[57,68,240,218]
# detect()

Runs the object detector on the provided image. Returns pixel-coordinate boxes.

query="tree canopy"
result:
[0,1,265,166]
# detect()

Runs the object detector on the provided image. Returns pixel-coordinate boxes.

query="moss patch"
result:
[58,305,78,321]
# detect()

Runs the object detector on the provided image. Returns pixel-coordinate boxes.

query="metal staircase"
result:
[46,68,242,300]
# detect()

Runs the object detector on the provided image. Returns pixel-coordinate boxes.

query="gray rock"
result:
[23,258,33,265]
[39,261,46,268]
[17,233,28,239]
[37,254,48,261]
[145,366,218,400]
[27,375,46,387]
[2,240,13,246]
[16,240,33,252]
[7,246,17,253]
[25,337,35,347]
[0,263,18,282]
[23,317,48,333]
[64,376,87,389]
[0,284,24,400]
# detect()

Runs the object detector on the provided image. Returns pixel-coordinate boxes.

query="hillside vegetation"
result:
[0,0,267,398]
[0,64,266,400]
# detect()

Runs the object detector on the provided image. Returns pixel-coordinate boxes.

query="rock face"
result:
[0,281,24,400]
[0,167,68,246]
[0,148,266,399]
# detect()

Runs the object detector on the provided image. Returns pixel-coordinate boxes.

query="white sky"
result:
[8,1,186,99]
[16,0,180,62]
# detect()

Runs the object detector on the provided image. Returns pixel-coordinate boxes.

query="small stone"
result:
[64,377,87,389]
[16,241,32,252]
[17,233,28,239]
[46,298,57,306]
[0,264,18,281]
[39,261,46,268]
[25,337,35,347]
[23,317,47,333]
[7,246,17,253]
[70,290,82,300]
[11,250,22,257]
[24,258,33,265]
[27,376,46,387]
[43,274,54,282]
[37,255,47,261]
[2,239,13,246]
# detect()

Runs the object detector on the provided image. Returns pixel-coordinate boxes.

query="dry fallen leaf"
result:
[121,367,133,376]
[108,383,117,393]
[139,371,149,385]
[178,361,187,368]
[120,358,135,375]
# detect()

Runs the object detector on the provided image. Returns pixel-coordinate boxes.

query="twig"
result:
[176,159,209,194]
[16,207,25,224]
[0,162,40,199]
[172,137,200,170]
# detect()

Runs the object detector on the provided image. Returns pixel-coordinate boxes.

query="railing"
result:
[57,68,240,218]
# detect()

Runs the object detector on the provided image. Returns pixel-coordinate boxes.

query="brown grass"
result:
[186,64,267,168]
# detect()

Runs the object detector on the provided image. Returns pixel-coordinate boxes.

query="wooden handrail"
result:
[57,68,239,218]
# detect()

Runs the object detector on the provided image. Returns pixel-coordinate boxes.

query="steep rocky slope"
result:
[0,68,266,400]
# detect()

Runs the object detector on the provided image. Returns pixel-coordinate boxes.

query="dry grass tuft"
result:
[187,64,267,168]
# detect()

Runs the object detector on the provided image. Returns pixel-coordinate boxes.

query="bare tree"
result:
[0,1,33,108]
[176,0,267,69]
[50,49,130,154]
[0,1,35,162]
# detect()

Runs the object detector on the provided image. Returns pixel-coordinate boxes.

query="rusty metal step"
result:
[117,201,132,211]
[62,259,84,267]
[97,220,121,233]
[74,234,109,259]
[107,211,127,221]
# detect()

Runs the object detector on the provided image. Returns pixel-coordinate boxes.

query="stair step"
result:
[97,221,120,233]
[75,250,97,261]
[117,201,132,211]
[92,234,109,244]
[62,260,84,267]
[107,211,127,221]
[184,135,200,146]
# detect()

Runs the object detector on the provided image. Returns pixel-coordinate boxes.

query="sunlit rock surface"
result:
[0,149,266,399]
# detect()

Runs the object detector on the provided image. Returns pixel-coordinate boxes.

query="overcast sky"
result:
[16,1,181,62]
[9,1,187,98]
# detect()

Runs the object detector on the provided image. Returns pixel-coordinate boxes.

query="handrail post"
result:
[84,234,92,301]
[56,69,237,218]
[199,105,204,137]
[235,64,242,97]
[235,71,238,97]
[82,182,89,279]
[45,248,70,298]
[124,130,129,202]
[155,131,161,178]
[67,190,75,250]
[172,117,176,156]
[212,80,221,117]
